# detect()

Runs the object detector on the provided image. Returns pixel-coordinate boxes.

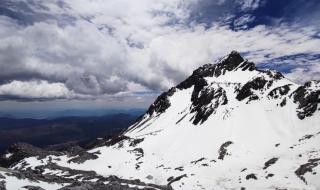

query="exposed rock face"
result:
[268,84,291,99]
[246,174,257,180]
[263,158,278,170]
[191,86,228,125]
[295,158,320,183]
[146,87,177,116]
[291,81,320,119]
[218,141,233,160]
[236,77,269,102]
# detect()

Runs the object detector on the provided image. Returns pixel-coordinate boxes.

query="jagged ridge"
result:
[138,51,319,126]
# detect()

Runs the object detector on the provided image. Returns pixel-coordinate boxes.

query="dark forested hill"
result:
[0,112,143,153]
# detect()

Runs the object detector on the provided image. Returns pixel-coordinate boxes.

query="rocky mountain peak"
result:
[134,51,319,125]
[188,50,255,80]
[215,50,245,70]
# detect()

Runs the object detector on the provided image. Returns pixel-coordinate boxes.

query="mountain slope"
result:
[1,51,320,190]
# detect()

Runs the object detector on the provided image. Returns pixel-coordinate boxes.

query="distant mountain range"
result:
[0,110,144,153]
[0,108,145,119]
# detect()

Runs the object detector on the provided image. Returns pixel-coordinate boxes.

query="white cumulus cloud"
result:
[0,0,319,101]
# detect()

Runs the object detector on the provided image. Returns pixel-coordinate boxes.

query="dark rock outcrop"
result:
[57,176,171,190]
[167,174,187,186]
[245,173,257,180]
[67,151,99,164]
[0,143,62,168]
[191,158,205,164]
[177,51,249,90]
[218,141,233,160]
[263,158,278,170]
[191,86,228,125]
[291,81,320,119]
[146,87,177,116]
[236,77,268,102]
[268,85,291,99]
[295,158,320,183]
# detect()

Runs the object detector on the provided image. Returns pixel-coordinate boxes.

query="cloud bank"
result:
[0,0,319,101]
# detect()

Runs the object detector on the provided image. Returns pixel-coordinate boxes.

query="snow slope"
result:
[1,51,320,190]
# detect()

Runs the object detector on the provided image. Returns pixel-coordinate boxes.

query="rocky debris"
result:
[299,134,314,142]
[67,151,99,164]
[236,77,268,102]
[174,166,184,171]
[263,158,278,170]
[5,162,170,190]
[245,174,257,180]
[0,181,5,190]
[22,186,45,190]
[191,86,228,125]
[156,164,164,168]
[190,158,205,164]
[218,141,233,160]
[295,158,320,183]
[0,143,62,168]
[58,179,171,190]
[6,162,99,184]
[291,81,320,119]
[0,142,101,167]
[48,144,101,164]
[102,176,170,190]
[265,173,274,179]
[105,135,130,147]
[167,174,187,186]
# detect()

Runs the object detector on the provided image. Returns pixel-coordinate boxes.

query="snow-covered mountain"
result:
[1,51,320,190]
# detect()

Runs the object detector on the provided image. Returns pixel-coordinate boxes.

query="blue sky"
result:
[0,0,319,110]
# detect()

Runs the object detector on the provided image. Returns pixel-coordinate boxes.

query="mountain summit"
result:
[1,52,320,190]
